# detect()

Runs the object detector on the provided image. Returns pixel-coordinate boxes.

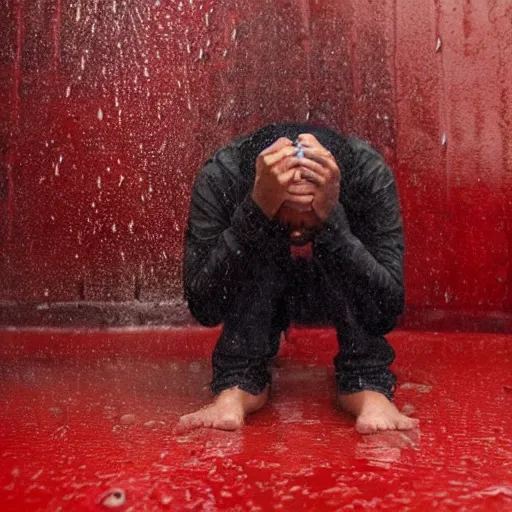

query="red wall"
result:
[1,0,511,330]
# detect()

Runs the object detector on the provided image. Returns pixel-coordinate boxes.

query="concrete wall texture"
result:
[0,0,511,330]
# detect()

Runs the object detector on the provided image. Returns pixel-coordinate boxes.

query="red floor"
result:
[0,329,511,511]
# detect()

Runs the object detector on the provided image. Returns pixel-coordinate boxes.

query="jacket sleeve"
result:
[183,160,287,327]
[313,155,405,335]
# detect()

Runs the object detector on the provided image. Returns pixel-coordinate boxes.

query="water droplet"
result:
[119,414,136,426]
[97,488,126,509]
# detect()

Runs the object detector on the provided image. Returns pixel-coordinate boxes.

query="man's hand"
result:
[251,138,314,219]
[287,134,341,221]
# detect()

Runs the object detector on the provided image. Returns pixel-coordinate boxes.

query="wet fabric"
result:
[183,123,405,400]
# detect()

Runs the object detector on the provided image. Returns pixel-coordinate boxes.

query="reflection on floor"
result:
[0,329,511,511]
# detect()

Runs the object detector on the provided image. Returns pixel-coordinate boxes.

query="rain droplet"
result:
[120,414,136,426]
[97,488,126,509]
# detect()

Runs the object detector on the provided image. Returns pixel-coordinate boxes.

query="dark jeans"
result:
[211,254,397,400]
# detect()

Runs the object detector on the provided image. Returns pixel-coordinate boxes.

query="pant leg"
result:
[288,259,397,400]
[211,258,290,395]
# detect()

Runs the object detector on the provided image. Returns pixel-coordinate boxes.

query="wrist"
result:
[314,200,337,222]
[251,190,278,219]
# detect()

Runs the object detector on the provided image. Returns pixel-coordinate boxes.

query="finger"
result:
[298,168,326,186]
[280,154,304,170]
[277,167,298,185]
[297,157,330,180]
[263,146,298,167]
[274,157,303,181]
[281,199,313,212]
[301,147,335,167]
[259,137,293,156]
[297,133,321,147]
[302,149,340,178]
[287,180,317,195]
[283,193,314,205]
[296,136,339,170]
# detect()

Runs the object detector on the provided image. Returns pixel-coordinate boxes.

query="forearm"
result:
[313,204,405,334]
[184,196,287,326]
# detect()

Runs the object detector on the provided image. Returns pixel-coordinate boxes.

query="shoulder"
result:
[192,136,250,198]
[343,137,396,195]
[196,136,248,182]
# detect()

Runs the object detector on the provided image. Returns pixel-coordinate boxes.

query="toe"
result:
[396,416,419,431]
[214,413,244,431]
[356,417,378,435]
[175,412,204,434]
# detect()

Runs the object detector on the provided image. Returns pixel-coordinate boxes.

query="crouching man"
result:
[178,122,418,435]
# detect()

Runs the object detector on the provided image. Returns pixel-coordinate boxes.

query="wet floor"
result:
[0,329,511,511]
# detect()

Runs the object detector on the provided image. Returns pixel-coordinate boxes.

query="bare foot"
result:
[337,390,419,435]
[176,386,269,433]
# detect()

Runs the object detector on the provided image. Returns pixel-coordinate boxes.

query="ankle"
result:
[215,386,269,414]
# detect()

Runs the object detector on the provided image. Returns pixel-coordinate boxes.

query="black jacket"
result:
[184,123,405,335]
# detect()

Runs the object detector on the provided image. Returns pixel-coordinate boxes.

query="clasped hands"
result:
[251,134,341,222]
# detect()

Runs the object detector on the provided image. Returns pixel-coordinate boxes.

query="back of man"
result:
[178,122,419,435]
